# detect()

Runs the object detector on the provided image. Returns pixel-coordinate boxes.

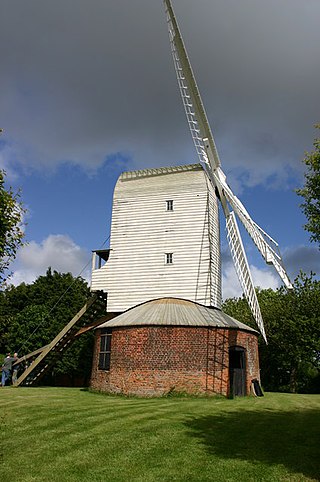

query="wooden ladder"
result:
[13,291,107,387]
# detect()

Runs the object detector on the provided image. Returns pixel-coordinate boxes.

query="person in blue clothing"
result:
[1,353,18,386]
[12,353,19,385]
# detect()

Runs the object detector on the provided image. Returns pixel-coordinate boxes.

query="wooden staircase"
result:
[13,291,107,387]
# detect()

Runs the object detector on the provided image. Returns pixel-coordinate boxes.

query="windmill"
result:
[164,0,293,343]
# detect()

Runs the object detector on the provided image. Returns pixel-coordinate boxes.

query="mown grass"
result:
[0,388,319,482]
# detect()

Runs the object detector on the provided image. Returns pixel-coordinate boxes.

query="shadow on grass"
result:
[184,408,320,480]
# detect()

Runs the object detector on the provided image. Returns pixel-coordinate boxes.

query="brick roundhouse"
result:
[90,298,260,397]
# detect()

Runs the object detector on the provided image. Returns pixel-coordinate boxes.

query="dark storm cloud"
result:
[284,245,320,279]
[1,0,319,185]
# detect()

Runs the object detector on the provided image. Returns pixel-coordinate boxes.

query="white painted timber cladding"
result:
[91,164,221,311]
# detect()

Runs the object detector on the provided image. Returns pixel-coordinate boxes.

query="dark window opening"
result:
[93,249,111,269]
[165,253,173,264]
[98,328,112,370]
[166,200,174,211]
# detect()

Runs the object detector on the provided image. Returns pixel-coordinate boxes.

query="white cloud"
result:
[9,234,90,286]
[250,265,280,291]
[222,262,280,300]
[222,263,242,300]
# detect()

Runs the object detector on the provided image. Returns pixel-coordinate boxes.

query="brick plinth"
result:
[90,326,260,397]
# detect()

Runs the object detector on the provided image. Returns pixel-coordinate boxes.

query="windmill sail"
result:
[164,0,220,171]
[219,176,293,289]
[164,0,292,342]
[204,164,268,343]
[225,211,266,341]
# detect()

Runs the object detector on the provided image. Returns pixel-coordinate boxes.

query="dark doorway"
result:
[229,346,246,397]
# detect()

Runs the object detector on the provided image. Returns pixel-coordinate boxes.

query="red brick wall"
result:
[90,326,260,397]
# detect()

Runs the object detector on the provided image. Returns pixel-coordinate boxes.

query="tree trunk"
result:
[289,366,298,393]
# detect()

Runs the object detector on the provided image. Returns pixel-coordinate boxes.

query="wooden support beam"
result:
[14,294,99,387]
[74,313,119,336]
[13,345,49,366]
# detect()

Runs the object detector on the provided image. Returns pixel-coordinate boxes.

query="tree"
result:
[0,169,26,286]
[223,274,320,393]
[296,125,320,246]
[0,268,100,385]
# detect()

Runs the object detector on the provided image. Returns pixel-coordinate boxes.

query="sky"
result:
[1,0,319,299]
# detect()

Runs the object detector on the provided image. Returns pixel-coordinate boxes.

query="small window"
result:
[98,328,112,370]
[165,253,173,264]
[166,200,173,211]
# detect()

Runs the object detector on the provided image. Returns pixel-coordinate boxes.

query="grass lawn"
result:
[0,388,319,482]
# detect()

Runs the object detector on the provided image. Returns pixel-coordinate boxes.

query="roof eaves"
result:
[120,163,202,181]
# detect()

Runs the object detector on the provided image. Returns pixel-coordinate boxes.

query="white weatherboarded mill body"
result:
[91,0,292,344]
[91,163,222,312]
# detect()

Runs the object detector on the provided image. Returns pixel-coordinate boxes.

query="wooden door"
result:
[229,346,246,397]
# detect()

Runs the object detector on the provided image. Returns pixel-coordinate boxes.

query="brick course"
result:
[90,325,260,397]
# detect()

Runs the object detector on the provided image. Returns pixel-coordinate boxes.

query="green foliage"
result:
[296,125,320,246]
[0,268,95,383]
[0,169,26,286]
[223,273,320,393]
